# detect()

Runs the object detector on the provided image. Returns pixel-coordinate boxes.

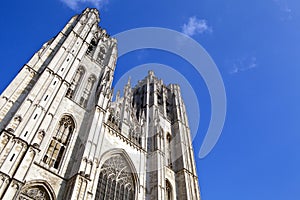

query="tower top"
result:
[148,70,155,77]
[82,7,101,24]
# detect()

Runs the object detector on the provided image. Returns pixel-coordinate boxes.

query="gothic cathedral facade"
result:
[0,8,200,200]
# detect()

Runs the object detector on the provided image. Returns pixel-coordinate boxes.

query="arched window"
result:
[66,66,85,99]
[79,75,96,107]
[18,182,55,200]
[43,115,74,169]
[97,46,106,64]
[166,133,172,168]
[18,185,50,200]
[95,154,135,200]
[166,180,172,200]
[86,38,97,56]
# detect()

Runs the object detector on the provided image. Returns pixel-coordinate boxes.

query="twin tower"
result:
[0,8,200,200]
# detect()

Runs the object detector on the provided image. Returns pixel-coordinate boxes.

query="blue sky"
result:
[0,0,300,199]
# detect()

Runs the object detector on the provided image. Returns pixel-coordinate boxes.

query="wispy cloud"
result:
[60,0,108,10]
[182,17,212,37]
[229,56,258,74]
[273,0,292,21]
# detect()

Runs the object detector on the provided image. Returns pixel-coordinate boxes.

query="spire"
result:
[148,70,155,77]
[127,76,131,87]
[123,76,132,97]
[116,90,120,101]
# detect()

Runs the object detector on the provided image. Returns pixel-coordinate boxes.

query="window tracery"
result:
[43,115,74,169]
[79,75,96,107]
[66,66,85,99]
[18,185,51,200]
[97,46,106,64]
[95,154,135,200]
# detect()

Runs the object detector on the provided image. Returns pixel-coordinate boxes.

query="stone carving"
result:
[19,186,50,200]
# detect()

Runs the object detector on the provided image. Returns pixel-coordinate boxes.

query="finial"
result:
[123,77,131,95]
[116,90,120,100]
[148,70,155,77]
[127,76,131,86]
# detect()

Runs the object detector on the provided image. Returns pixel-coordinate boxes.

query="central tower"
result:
[0,8,200,200]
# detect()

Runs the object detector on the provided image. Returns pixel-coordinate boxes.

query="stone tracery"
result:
[18,185,53,200]
[95,154,135,200]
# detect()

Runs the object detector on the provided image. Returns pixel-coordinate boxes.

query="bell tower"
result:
[129,71,201,200]
[0,8,117,199]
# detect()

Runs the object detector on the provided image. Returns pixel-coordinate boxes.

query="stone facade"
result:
[0,8,201,200]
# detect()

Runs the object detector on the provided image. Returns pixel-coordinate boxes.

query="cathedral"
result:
[0,8,200,200]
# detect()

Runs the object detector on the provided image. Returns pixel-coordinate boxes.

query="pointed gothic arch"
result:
[86,38,98,57]
[79,74,96,107]
[166,132,172,168]
[96,45,106,64]
[165,179,173,200]
[95,149,139,200]
[43,115,75,169]
[66,66,85,99]
[18,180,56,200]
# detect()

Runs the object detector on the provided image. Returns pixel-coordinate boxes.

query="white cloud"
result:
[60,0,108,10]
[229,56,258,74]
[182,17,212,37]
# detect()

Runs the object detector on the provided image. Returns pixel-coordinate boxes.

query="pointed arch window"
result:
[79,75,96,107]
[97,46,106,64]
[66,66,85,99]
[166,180,172,200]
[43,115,74,169]
[86,38,98,57]
[95,154,135,200]
[18,185,51,200]
[166,133,172,168]
[18,182,55,200]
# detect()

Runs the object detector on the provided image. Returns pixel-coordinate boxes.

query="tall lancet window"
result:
[166,133,172,168]
[97,46,106,65]
[95,154,135,200]
[66,66,85,99]
[166,180,172,200]
[43,115,74,169]
[86,38,97,57]
[80,75,96,107]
